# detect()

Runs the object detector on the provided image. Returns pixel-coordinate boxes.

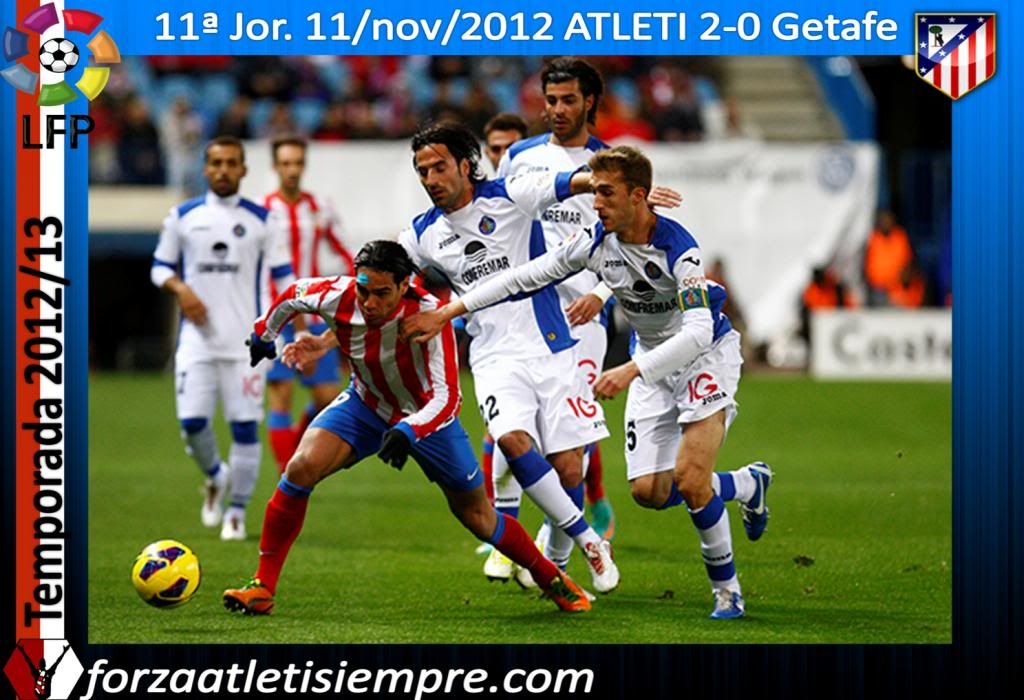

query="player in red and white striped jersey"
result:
[223,241,592,615]
[263,137,356,473]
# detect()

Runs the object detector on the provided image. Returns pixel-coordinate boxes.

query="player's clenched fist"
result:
[593,362,641,401]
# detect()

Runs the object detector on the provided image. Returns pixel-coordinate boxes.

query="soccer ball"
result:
[130,539,202,608]
[38,38,79,74]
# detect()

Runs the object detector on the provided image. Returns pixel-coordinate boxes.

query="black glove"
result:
[246,332,277,367]
[378,427,412,470]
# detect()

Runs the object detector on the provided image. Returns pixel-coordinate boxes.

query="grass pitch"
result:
[89,371,950,644]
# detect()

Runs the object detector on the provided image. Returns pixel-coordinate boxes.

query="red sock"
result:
[482,434,495,504]
[268,427,301,474]
[585,444,605,504]
[255,486,310,594]
[492,514,559,588]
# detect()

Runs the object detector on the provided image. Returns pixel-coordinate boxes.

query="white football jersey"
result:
[497,133,609,310]
[459,215,733,383]
[152,192,294,361]
[398,173,580,369]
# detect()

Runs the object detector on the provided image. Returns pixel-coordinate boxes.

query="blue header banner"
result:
[66,0,1004,55]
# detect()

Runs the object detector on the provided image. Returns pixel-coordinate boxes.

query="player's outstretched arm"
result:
[251,277,346,366]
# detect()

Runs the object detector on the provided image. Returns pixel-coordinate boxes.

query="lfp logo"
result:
[1,2,120,106]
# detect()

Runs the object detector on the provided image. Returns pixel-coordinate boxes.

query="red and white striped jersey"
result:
[263,191,355,280]
[254,276,461,439]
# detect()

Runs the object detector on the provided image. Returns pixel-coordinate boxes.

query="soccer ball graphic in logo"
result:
[131,540,202,608]
[39,38,79,73]
[1,3,120,105]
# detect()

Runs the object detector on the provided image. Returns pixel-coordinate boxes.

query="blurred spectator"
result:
[425,81,467,125]
[260,102,301,140]
[214,97,253,140]
[801,265,855,339]
[864,210,913,306]
[463,81,499,137]
[483,112,528,170]
[158,95,204,193]
[147,55,231,76]
[233,57,299,101]
[118,96,164,184]
[87,93,120,183]
[594,95,656,143]
[313,101,348,141]
[429,56,471,82]
[888,263,928,308]
[649,65,704,141]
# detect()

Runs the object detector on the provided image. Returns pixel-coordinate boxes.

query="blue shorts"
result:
[310,389,482,492]
[267,321,341,387]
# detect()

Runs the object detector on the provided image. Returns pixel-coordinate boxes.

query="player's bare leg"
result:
[495,431,618,593]
[442,484,589,612]
[223,428,358,615]
[584,444,615,540]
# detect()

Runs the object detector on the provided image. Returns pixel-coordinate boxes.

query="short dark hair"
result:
[353,240,418,284]
[589,145,653,194]
[410,121,485,184]
[484,112,528,139]
[541,57,604,125]
[205,135,245,163]
[271,136,307,162]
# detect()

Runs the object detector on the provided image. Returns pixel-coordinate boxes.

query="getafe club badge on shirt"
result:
[915,13,995,99]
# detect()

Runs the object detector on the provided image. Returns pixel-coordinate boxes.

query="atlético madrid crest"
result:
[915,13,995,99]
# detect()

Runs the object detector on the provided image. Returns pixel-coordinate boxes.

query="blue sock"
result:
[716,472,737,502]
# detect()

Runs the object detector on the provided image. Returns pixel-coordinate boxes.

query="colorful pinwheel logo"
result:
[2,2,120,106]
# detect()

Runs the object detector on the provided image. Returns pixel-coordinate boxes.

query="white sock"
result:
[492,448,523,518]
[688,494,741,593]
[182,424,221,476]
[227,442,261,508]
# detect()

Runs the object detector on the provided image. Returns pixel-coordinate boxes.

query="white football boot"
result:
[201,464,229,528]
[584,539,620,593]
[220,506,247,541]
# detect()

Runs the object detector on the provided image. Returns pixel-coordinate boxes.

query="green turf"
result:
[89,371,951,643]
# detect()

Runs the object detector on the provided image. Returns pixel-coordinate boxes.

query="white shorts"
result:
[624,330,742,481]
[574,321,609,387]
[174,355,266,423]
[473,350,610,456]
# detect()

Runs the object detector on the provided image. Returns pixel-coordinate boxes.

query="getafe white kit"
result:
[498,133,612,376]
[151,192,294,421]
[399,172,610,454]
[457,215,741,479]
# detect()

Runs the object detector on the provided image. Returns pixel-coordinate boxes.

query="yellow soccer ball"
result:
[130,540,201,608]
